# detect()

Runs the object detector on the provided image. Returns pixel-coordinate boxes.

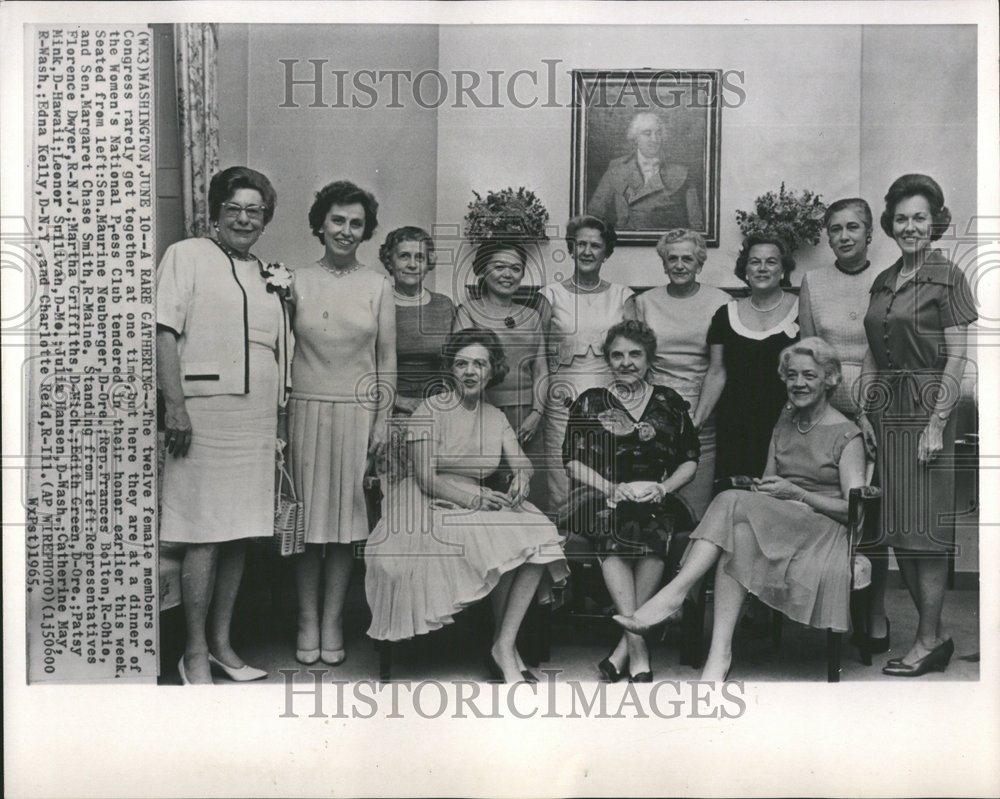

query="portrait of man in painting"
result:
[572,70,721,246]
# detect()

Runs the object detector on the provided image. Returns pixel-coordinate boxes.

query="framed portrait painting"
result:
[571,69,722,246]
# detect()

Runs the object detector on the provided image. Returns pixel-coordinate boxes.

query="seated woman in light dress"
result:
[614,338,866,681]
[365,328,568,683]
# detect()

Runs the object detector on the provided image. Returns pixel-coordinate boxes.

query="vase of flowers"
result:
[735,183,827,252]
[462,187,551,289]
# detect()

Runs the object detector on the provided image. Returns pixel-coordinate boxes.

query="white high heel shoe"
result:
[208,653,268,682]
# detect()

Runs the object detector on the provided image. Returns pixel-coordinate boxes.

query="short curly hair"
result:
[441,327,509,390]
[879,173,951,241]
[824,197,873,232]
[308,180,379,245]
[378,226,436,272]
[655,228,707,267]
[565,214,617,258]
[208,166,277,226]
[778,337,843,397]
[602,319,658,365]
[734,234,796,286]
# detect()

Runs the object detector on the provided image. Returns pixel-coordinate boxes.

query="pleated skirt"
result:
[692,489,851,631]
[365,474,569,641]
[288,397,374,544]
[160,345,278,544]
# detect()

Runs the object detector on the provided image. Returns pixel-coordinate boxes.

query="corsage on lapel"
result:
[261,262,293,299]
[635,421,656,441]
[597,408,635,436]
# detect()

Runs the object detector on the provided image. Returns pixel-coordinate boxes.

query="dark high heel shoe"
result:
[868,618,891,654]
[485,653,506,683]
[598,652,629,683]
[882,638,954,677]
[853,618,891,655]
[628,670,653,683]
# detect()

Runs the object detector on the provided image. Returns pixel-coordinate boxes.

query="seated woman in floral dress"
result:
[615,337,866,681]
[365,328,568,683]
[562,319,699,682]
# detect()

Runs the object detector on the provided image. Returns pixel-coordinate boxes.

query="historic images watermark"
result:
[279,670,748,720]
[277,60,749,110]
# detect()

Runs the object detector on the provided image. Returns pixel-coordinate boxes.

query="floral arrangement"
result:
[261,262,293,299]
[464,186,550,243]
[735,182,827,252]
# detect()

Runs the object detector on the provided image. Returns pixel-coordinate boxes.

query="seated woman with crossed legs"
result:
[614,337,866,681]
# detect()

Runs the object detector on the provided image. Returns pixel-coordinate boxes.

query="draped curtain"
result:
[174,23,220,238]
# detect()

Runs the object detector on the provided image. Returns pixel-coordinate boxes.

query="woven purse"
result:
[274,454,305,556]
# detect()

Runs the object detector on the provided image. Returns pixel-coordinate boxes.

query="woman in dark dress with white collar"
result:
[709,234,799,480]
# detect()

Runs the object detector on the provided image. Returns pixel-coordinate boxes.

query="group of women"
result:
[157,167,976,684]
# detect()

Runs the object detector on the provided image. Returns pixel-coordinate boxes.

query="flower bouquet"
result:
[463,186,550,244]
[735,182,827,252]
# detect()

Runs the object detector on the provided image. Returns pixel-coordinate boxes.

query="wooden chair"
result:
[681,475,882,682]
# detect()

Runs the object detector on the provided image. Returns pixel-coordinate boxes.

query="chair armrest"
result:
[847,486,882,549]
[849,486,881,502]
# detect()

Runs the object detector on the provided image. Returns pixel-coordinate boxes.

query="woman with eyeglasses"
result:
[157,166,293,684]
[287,180,396,668]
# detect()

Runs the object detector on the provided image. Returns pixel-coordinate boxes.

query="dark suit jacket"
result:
[588,153,704,231]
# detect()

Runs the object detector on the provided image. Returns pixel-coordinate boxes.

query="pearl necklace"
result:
[570,278,605,294]
[796,415,821,434]
[898,263,920,281]
[750,294,783,313]
[394,287,430,305]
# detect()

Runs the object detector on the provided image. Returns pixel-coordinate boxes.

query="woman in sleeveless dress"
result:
[365,328,568,683]
[628,228,729,518]
[288,180,395,667]
[454,239,549,496]
[798,198,889,653]
[541,215,633,513]
[615,338,866,681]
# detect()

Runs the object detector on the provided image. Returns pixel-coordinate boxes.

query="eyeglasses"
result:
[221,202,267,220]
